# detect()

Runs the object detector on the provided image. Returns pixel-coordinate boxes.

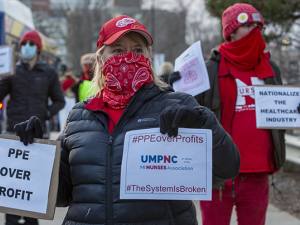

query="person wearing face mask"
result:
[13,15,240,225]
[60,53,96,102]
[0,30,65,225]
[183,4,284,225]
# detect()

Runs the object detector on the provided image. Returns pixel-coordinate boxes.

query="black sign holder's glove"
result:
[298,103,300,113]
[159,104,209,137]
[14,116,43,146]
[168,71,181,87]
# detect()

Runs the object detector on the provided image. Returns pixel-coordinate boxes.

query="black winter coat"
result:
[0,60,65,132]
[57,83,240,225]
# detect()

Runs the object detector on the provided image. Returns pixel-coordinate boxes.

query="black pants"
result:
[5,214,38,225]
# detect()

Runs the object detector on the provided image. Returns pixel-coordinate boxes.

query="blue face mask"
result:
[21,44,37,60]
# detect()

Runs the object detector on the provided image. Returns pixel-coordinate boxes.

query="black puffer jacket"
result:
[0,60,65,132]
[57,83,240,225]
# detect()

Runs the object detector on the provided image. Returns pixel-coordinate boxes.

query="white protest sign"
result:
[255,85,300,129]
[0,45,15,77]
[0,135,60,220]
[120,128,212,200]
[173,41,210,96]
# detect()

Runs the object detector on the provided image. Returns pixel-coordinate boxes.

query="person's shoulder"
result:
[34,60,56,72]
[43,63,57,74]
[206,49,221,66]
[66,101,87,121]
[160,89,193,101]
[72,101,86,110]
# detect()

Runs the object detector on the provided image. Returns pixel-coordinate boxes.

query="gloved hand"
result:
[298,103,300,113]
[14,116,43,146]
[168,71,181,87]
[160,104,208,137]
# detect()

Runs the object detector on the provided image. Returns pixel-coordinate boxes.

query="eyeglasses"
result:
[21,41,36,46]
[240,23,266,33]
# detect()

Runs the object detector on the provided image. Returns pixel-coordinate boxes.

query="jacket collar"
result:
[18,58,47,71]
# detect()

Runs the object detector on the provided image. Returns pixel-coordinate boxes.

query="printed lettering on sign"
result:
[235,77,264,112]
[0,135,60,220]
[184,70,198,84]
[120,128,213,200]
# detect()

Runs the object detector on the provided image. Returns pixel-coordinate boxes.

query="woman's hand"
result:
[14,116,43,146]
[159,104,209,137]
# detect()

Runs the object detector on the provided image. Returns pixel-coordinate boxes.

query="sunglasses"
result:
[21,41,36,46]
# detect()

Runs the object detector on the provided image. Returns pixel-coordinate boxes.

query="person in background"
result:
[174,4,283,225]
[60,53,95,102]
[0,30,65,225]
[14,15,240,225]
[159,61,173,83]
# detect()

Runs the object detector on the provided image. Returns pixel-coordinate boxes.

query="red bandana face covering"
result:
[102,52,152,109]
[219,27,275,79]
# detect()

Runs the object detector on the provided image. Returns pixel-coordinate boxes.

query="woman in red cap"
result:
[14,15,240,225]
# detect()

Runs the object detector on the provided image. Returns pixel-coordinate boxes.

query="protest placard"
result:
[254,85,300,129]
[0,45,15,77]
[0,134,60,220]
[120,128,212,200]
[173,41,210,96]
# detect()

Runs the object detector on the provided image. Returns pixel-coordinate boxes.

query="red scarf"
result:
[219,27,274,79]
[102,52,152,109]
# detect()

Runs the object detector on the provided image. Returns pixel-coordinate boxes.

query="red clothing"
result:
[84,92,124,134]
[200,173,269,225]
[61,78,74,91]
[218,57,275,173]
[80,72,90,80]
[219,27,275,79]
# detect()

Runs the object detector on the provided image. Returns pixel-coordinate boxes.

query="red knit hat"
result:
[222,3,264,41]
[19,30,42,53]
[97,15,153,49]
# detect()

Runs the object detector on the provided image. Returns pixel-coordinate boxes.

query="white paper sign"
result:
[173,41,210,96]
[0,46,13,76]
[120,128,212,200]
[255,85,300,129]
[0,138,56,214]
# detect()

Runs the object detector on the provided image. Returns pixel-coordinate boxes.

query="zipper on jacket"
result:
[106,136,113,225]
[219,186,222,202]
[105,88,143,225]
[89,110,114,224]
[231,181,235,198]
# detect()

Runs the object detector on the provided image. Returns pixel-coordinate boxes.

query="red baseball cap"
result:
[96,15,153,49]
